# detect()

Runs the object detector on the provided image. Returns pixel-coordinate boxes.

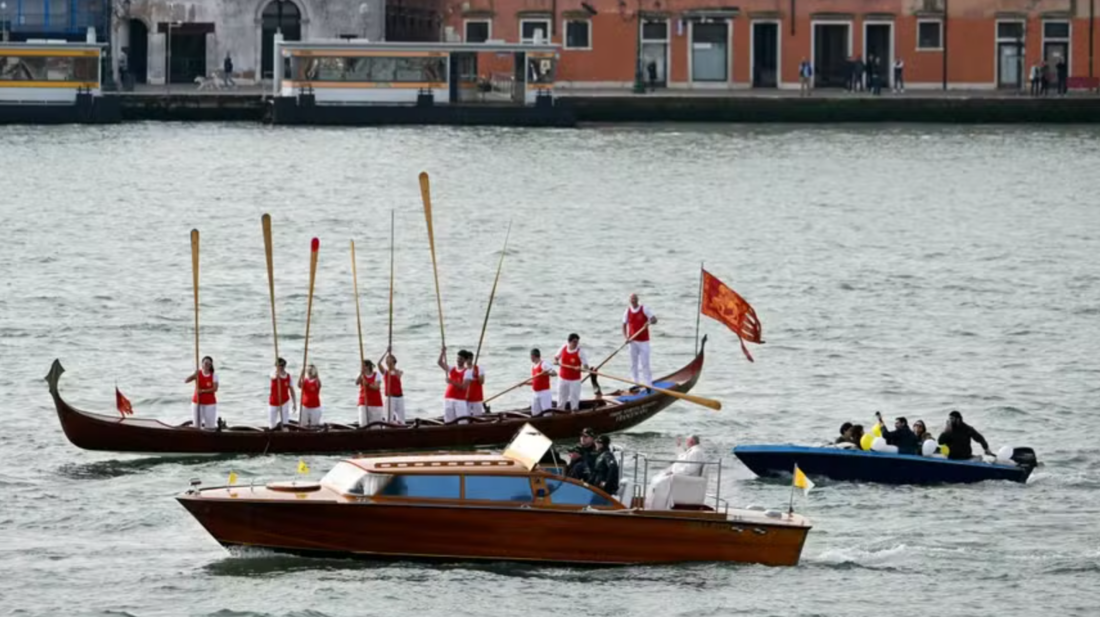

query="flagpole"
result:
[694,262,704,355]
[788,464,796,515]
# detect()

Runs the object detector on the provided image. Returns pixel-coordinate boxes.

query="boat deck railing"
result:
[622,451,726,514]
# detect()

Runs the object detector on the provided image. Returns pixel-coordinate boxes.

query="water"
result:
[1,123,1099,617]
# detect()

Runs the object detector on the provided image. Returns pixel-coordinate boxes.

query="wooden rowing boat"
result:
[46,337,707,455]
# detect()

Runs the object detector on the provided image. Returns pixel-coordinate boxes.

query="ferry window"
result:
[546,480,611,506]
[294,55,447,83]
[1044,22,1069,39]
[521,19,552,43]
[0,55,96,82]
[465,19,491,43]
[916,20,942,50]
[380,474,460,498]
[564,19,591,50]
[464,476,533,502]
[527,55,556,84]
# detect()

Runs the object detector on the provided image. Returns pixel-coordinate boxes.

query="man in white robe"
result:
[645,435,708,510]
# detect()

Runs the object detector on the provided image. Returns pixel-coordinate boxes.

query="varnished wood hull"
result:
[177,495,809,566]
[46,341,705,454]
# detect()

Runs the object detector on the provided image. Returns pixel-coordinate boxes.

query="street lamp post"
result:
[1,2,9,42]
[359,2,370,40]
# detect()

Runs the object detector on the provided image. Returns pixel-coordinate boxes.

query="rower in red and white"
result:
[622,293,658,387]
[438,347,470,423]
[554,333,589,411]
[380,348,405,424]
[185,355,219,431]
[465,359,486,417]
[529,348,556,416]
[269,357,297,429]
[298,364,323,427]
[356,359,384,428]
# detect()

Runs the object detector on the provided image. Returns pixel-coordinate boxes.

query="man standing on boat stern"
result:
[185,355,218,430]
[438,347,469,423]
[464,355,486,417]
[356,359,385,428]
[554,333,589,411]
[623,293,657,387]
[269,358,296,430]
[529,348,556,416]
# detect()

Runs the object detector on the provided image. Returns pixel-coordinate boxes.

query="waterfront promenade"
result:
[107,83,1100,124]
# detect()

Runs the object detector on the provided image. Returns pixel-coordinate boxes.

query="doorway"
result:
[864,23,891,89]
[691,20,729,83]
[1043,42,1068,72]
[261,0,302,79]
[752,22,778,87]
[640,19,669,87]
[128,19,148,84]
[812,23,850,88]
[997,41,1023,89]
[159,22,212,84]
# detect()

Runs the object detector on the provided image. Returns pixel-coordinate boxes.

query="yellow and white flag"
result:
[297,459,310,475]
[793,464,814,495]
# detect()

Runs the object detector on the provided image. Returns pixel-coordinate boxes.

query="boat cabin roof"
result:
[344,452,529,475]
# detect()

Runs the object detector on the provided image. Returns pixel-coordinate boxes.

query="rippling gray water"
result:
[2,123,1099,617]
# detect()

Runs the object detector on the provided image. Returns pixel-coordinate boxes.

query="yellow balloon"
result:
[860,433,875,451]
[940,444,950,456]
[872,423,883,438]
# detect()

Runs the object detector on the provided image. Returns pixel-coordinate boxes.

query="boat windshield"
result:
[321,462,392,496]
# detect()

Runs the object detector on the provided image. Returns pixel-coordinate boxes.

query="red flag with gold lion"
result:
[701,270,763,362]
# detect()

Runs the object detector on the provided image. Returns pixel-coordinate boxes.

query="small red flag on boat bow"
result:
[700,269,764,362]
[116,387,134,417]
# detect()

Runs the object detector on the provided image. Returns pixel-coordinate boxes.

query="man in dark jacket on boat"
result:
[592,435,620,495]
[877,413,920,455]
[937,410,993,460]
[566,447,592,482]
[578,427,598,470]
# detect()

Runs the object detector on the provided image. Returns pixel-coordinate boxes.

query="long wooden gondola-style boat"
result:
[46,338,707,455]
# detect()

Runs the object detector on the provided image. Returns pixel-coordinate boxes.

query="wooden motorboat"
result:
[177,424,811,566]
[733,444,1038,485]
[45,338,707,455]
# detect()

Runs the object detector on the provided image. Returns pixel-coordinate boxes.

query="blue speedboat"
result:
[732,445,1038,485]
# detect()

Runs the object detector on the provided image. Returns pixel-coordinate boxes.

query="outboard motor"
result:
[1010,447,1038,471]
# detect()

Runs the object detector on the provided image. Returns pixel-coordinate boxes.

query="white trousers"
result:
[359,405,385,428]
[191,403,217,431]
[629,341,652,387]
[467,402,485,417]
[269,403,290,429]
[444,399,467,423]
[531,390,553,416]
[386,397,406,424]
[300,405,322,427]
[557,379,582,411]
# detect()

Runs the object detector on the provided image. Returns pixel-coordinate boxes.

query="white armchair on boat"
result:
[667,473,708,507]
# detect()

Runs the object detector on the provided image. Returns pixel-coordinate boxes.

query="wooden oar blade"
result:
[587,368,721,411]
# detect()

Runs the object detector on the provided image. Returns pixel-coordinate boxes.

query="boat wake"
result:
[57,454,239,479]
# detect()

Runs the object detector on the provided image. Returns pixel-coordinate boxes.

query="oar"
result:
[190,229,200,401]
[483,373,543,405]
[261,213,280,364]
[419,171,446,351]
[387,209,395,352]
[350,240,365,370]
[586,322,650,394]
[301,238,320,374]
[568,364,721,411]
[473,220,512,368]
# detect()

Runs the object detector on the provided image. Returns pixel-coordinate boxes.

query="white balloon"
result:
[922,440,938,457]
[997,445,1015,463]
[871,437,898,453]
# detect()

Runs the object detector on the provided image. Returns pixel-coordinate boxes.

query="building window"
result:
[916,20,942,50]
[520,18,552,43]
[1043,21,1069,39]
[642,20,669,41]
[464,19,491,43]
[997,21,1024,40]
[564,19,591,49]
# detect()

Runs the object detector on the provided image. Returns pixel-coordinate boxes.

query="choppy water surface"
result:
[1,123,1099,617]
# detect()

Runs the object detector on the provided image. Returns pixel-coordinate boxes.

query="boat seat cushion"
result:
[669,474,707,506]
[616,380,676,403]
